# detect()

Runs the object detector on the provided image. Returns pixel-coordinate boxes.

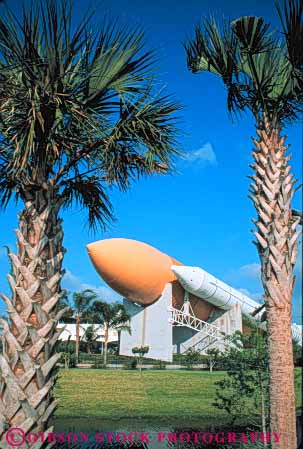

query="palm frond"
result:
[0,172,17,208]
[72,289,97,314]
[61,175,114,231]
[0,0,181,228]
[184,16,238,82]
[90,301,130,328]
[276,0,303,77]
[95,92,181,190]
[185,12,302,123]
[231,16,274,54]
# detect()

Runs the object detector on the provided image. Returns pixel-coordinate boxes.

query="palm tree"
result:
[71,289,97,363]
[0,0,180,443]
[276,0,303,89]
[82,325,99,354]
[185,14,302,449]
[90,301,131,367]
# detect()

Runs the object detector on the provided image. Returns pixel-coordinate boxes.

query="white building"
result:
[57,323,118,343]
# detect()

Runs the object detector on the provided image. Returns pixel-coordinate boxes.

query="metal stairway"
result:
[168,305,231,354]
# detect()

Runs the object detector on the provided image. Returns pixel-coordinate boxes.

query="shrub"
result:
[91,363,107,369]
[68,353,77,368]
[184,348,200,369]
[60,352,77,368]
[130,358,138,369]
[154,360,166,370]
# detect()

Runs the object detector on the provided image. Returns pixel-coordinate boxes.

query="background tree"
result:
[0,0,180,443]
[276,0,303,89]
[184,347,200,369]
[91,301,131,367]
[70,289,97,363]
[57,335,76,369]
[132,345,149,373]
[185,11,302,448]
[214,330,269,436]
[82,324,99,354]
[292,336,303,367]
[205,347,220,373]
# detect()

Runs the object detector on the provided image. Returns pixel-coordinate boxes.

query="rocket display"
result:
[86,238,183,305]
[87,238,302,345]
[171,265,263,319]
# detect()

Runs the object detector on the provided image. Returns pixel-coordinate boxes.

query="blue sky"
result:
[0,0,302,324]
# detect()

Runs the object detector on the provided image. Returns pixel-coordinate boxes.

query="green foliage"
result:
[213,330,269,427]
[57,341,74,354]
[66,352,77,368]
[60,351,77,368]
[185,12,302,124]
[132,345,149,357]
[276,0,303,84]
[92,300,131,363]
[59,288,97,324]
[91,362,107,369]
[83,324,99,353]
[0,0,181,229]
[184,348,201,369]
[154,360,166,370]
[132,345,149,372]
[72,290,98,322]
[205,347,221,372]
[130,358,138,370]
[91,301,131,332]
[293,338,303,366]
[122,358,138,370]
[57,336,77,368]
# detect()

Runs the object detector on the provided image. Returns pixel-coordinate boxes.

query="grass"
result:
[54,368,302,421]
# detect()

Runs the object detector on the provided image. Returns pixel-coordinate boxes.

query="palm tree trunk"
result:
[103,326,108,367]
[261,384,267,446]
[75,316,80,365]
[0,186,67,447]
[251,119,299,449]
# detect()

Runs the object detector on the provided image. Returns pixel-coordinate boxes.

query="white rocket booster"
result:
[171,265,302,345]
[171,265,262,317]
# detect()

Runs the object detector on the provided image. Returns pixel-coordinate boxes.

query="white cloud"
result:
[223,262,262,303]
[224,252,302,322]
[187,142,217,166]
[238,288,263,303]
[62,269,120,303]
[81,283,120,303]
[238,263,261,279]
[62,269,80,289]
[224,262,261,284]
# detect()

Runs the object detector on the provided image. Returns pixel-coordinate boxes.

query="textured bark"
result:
[103,325,108,367]
[75,316,80,365]
[0,186,67,448]
[250,119,299,449]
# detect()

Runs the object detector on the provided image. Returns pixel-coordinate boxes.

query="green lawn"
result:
[54,368,302,421]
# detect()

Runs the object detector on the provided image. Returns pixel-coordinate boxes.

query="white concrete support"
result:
[119,283,173,362]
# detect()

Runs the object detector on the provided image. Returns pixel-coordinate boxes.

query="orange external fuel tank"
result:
[86,238,215,321]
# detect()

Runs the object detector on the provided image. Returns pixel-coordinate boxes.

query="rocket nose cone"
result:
[171,265,184,277]
[86,238,179,305]
[171,265,204,293]
[86,240,106,267]
[86,240,101,257]
[86,239,123,279]
[86,239,121,272]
